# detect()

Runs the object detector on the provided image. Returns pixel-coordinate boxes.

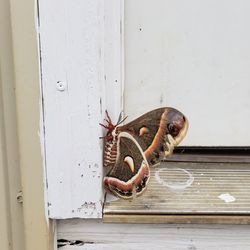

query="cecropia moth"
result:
[100,107,188,199]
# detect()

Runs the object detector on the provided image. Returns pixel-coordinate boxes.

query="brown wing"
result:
[104,132,150,199]
[117,107,188,165]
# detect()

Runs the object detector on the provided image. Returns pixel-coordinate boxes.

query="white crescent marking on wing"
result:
[124,156,135,173]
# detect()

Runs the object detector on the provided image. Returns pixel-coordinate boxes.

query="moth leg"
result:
[99,122,109,129]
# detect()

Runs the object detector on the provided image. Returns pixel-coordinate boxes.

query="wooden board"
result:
[104,162,250,218]
[57,219,250,250]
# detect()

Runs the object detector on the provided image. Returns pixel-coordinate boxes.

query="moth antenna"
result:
[99,136,105,139]
[117,115,128,126]
[116,111,123,124]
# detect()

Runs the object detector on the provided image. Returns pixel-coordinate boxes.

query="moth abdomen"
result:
[103,141,118,168]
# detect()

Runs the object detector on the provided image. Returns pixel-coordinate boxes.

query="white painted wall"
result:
[124,0,250,146]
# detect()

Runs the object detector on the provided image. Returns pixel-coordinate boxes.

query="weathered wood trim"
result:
[57,219,250,250]
[38,0,124,218]
[38,0,105,219]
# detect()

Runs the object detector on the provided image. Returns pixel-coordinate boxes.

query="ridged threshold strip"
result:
[104,161,250,224]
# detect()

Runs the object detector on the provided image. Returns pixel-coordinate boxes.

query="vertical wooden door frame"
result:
[38,0,124,219]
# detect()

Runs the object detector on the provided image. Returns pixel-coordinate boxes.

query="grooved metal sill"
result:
[103,154,250,224]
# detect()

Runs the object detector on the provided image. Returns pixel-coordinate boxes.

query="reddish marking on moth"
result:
[144,111,167,158]
[104,162,150,191]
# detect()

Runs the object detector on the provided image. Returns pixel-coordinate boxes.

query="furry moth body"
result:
[100,107,188,199]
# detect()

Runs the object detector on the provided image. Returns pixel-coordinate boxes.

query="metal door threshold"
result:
[104,160,250,224]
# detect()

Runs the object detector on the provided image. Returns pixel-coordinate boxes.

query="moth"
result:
[100,107,188,199]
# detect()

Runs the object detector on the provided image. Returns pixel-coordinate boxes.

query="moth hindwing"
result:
[104,132,150,199]
[100,107,188,199]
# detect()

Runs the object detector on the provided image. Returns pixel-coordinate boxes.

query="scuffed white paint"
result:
[218,193,236,203]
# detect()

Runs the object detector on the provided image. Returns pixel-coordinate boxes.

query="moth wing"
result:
[104,132,150,199]
[117,107,188,165]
